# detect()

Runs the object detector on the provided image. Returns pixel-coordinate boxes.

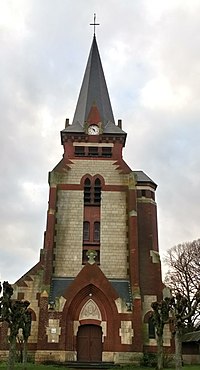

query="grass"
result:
[0,365,57,370]
[0,364,199,370]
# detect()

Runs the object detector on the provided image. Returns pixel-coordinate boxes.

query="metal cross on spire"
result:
[90,13,100,35]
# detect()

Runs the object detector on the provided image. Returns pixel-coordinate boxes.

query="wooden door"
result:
[77,324,102,362]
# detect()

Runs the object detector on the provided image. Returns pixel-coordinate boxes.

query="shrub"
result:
[140,352,157,367]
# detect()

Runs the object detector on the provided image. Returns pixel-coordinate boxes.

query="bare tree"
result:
[164,239,200,328]
[151,289,200,370]
[170,291,200,370]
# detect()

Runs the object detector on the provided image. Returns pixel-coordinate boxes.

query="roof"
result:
[49,277,73,302]
[62,35,126,135]
[109,279,132,304]
[49,277,132,304]
[134,170,157,188]
[182,331,200,342]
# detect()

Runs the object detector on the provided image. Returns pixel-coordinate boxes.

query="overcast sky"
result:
[0,0,200,283]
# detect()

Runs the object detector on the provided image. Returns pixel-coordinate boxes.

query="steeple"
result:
[62,36,126,136]
[73,35,115,127]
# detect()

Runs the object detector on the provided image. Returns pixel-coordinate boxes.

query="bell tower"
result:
[4,32,165,364]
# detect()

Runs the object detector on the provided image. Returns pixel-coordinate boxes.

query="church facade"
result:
[0,35,169,363]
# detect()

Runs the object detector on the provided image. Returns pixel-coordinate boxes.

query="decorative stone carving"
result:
[79,299,102,321]
[119,321,134,344]
[86,250,97,264]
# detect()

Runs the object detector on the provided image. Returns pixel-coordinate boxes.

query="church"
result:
[0,33,169,363]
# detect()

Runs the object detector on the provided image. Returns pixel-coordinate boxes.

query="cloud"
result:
[140,75,191,110]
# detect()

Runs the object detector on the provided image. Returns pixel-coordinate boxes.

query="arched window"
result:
[82,176,102,265]
[94,178,101,204]
[94,222,100,242]
[148,316,156,339]
[83,221,90,241]
[84,178,91,204]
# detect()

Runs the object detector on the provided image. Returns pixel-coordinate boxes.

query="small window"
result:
[94,178,101,204]
[94,222,100,242]
[102,147,112,157]
[75,146,85,156]
[88,147,98,157]
[141,190,146,197]
[83,221,90,241]
[17,292,25,300]
[84,178,91,204]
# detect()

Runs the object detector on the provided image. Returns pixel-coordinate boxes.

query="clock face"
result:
[88,124,100,135]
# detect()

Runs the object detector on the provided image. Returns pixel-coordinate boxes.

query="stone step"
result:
[62,362,116,369]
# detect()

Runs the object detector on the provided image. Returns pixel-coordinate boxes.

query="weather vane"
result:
[90,13,100,35]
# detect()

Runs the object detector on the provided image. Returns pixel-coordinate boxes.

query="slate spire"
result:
[72,35,115,127]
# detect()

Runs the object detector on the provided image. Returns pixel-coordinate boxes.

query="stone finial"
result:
[118,119,122,128]
[65,118,69,128]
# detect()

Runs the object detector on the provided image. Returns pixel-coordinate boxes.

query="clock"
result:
[88,124,100,135]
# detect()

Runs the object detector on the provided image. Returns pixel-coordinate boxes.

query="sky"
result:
[0,0,200,283]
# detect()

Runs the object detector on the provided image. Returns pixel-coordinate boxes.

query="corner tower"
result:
[3,35,165,364]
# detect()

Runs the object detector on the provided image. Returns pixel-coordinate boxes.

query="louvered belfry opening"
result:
[94,178,101,204]
[84,178,91,204]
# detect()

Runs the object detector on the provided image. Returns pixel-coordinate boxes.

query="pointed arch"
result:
[59,264,120,351]
[61,283,118,351]
[84,177,91,204]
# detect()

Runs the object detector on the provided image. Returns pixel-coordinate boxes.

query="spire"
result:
[72,35,115,127]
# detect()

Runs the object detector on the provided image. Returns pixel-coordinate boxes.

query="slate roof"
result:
[49,277,73,303]
[62,35,126,135]
[109,279,132,304]
[134,170,157,188]
[49,277,132,305]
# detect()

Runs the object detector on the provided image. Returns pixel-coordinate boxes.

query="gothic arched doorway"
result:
[77,324,102,362]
